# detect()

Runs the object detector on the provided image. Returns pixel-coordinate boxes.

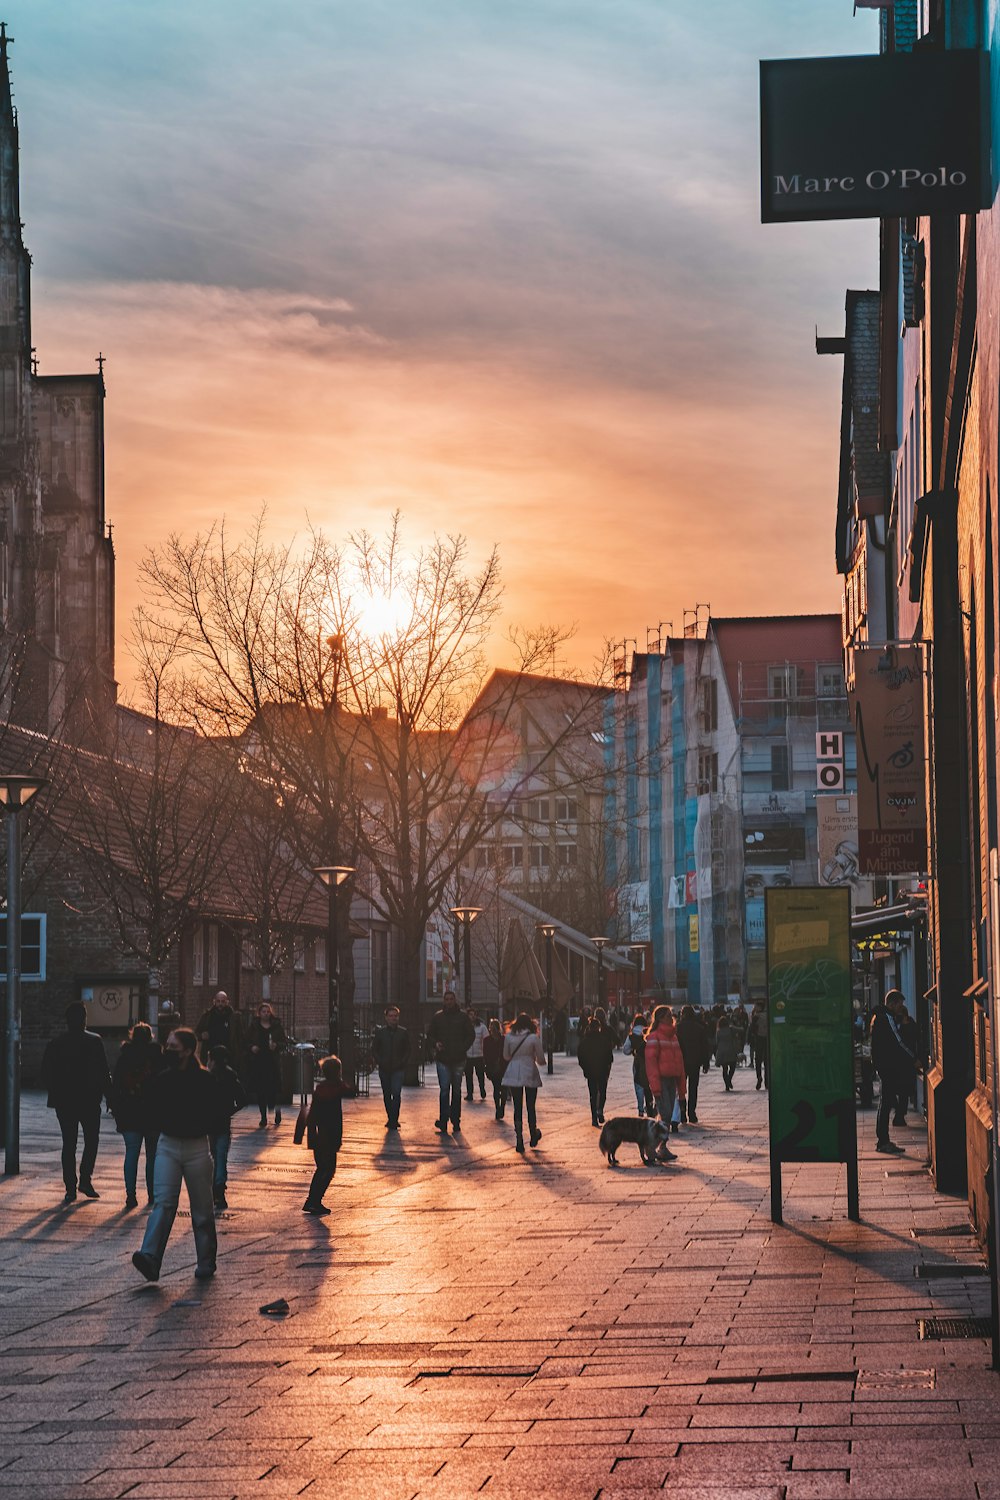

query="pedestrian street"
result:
[0,1064,995,1499]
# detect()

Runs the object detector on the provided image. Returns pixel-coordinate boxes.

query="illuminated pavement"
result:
[0,1060,996,1499]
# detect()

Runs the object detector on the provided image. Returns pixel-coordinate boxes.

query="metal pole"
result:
[463,918,472,1010]
[597,948,604,1009]
[635,952,642,1010]
[4,807,21,1175]
[327,880,338,1059]
[545,935,554,1075]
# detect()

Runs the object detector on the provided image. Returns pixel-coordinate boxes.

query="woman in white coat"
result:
[502,1012,545,1154]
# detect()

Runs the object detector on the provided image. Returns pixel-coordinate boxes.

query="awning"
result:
[851,901,927,937]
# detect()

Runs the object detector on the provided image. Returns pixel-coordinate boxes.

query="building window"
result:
[241,936,256,971]
[555,798,578,822]
[293,937,306,973]
[770,744,790,791]
[556,843,578,867]
[207,924,219,987]
[697,751,718,794]
[0,914,46,981]
[530,845,550,867]
[315,937,327,975]
[504,844,524,867]
[700,677,718,732]
[192,925,204,986]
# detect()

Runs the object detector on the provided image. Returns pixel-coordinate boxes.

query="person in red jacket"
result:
[644,1005,686,1136]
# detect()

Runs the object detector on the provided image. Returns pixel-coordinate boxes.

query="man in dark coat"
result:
[676,1005,711,1124]
[195,990,244,1064]
[371,1005,410,1130]
[870,989,915,1154]
[41,1001,112,1204]
[426,990,475,1134]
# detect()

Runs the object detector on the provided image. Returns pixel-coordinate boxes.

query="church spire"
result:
[0,24,13,127]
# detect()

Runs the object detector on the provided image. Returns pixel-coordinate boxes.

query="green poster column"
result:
[765,887,858,1224]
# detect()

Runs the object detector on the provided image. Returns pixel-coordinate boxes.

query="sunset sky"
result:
[16,1,877,682]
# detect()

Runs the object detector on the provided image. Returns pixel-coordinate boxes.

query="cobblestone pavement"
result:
[0,1060,996,1499]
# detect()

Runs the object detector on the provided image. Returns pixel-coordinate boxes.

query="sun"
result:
[355,587,409,641]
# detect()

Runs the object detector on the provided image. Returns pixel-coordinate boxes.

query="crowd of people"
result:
[35,981,802,1281]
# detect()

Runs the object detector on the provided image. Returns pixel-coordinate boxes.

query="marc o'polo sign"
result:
[760,50,988,223]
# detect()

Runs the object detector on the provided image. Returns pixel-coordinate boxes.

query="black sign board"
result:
[760,50,989,223]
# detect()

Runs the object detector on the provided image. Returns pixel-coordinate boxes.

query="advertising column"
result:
[765,886,857,1223]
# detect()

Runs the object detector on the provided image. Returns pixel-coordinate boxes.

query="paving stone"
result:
[1,1082,998,1497]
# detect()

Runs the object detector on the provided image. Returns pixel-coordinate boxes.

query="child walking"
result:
[302,1055,354,1215]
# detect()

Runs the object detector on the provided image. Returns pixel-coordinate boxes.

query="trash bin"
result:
[294,1042,316,1102]
[278,1048,300,1106]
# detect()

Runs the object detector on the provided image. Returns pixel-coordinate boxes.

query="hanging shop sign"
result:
[849,644,927,874]
[765,886,858,1223]
[760,49,988,223]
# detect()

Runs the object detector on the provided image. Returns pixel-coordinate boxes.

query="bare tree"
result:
[140,513,618,1064]
[72,623,238,1021]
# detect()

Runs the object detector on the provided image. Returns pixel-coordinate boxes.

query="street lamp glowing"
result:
[536,922,559,1074]
[0,775,45,808]
[449,905,483,925]
[450,905,483,1008]
[313,865,355,1071]
[591,934,609,1009]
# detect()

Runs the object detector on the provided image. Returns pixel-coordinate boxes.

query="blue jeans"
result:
[656,1080,678,1123]
[140,1134,217,1275]
[379,1068,404,1126]
[122,1128,159,1199]
[209,1131,230,1196]
[436,1062,465,1127]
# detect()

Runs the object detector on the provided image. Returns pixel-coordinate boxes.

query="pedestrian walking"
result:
[302,1055,356,1214]
[194,990,244,1065]
[132,1028,218,1282]
[577,1008,616,1126]
[643,1005,684,1149]
[622,1013,654,1116]
[464,1008,489,1101]
[427,989,475,1134]
[676,1004,711,1123]
[870,989,915,1153]
[894,1001,919,1124]
[371,1005,410,1129]
[206,1045,247,1210]
[246,1002,286,1126]
[41,1001,113,1204]
[750,1003,769,1090]
[483,1017,507,1118]
[714,1015,739,1090]
[110,1021,163,1208]
[502,1012,545,1154]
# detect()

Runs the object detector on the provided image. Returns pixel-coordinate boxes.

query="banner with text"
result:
[760,50,987,223]
[850,645,926,875]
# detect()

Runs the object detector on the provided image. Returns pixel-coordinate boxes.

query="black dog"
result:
[598,1116,674,1166]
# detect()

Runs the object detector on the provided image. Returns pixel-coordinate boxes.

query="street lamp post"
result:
[629,944,645,1012]
[314,866,355,1080]
[449,905,483,1011]
[1,773,46,1175]
[537,922,557,1075]
[591,935,609,1011]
